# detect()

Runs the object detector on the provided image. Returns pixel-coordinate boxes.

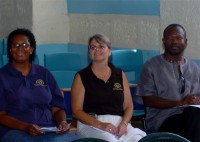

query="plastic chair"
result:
[44,53,81,122]
[2,38,7,54]
[44,52,81,88]
[72,138,108,142]
[0,54,3,68]
[142,50,160,64]
[138,132,190,142]
[0,54,39,66]
[192,59,200,68]
[0,39,3,54]
[60,88,74,122]
[68,43,90,68]
[2,54,8,65]
[111,49,143,84]
[111,49,145,126]
[1,54,39,66]
[130,84,146,129]
[36,43,68,66]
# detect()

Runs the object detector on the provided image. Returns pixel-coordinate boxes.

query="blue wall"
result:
[67,0,160,16]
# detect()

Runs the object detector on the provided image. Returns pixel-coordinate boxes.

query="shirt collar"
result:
[6,63,37,76]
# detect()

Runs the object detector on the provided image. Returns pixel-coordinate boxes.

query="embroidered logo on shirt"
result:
[34,79,47,86]
[113,83,123,90]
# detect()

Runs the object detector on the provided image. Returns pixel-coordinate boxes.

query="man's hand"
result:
[182,94,200,105]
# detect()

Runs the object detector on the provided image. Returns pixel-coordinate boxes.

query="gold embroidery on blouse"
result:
[113,83,123,90]
[34,79,47,86]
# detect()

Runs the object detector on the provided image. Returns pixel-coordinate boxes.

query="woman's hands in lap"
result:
[117,123,127,137]
[99,122,117,135]
[26,124,44,136]
[98,122,127,138]
[57,121,70,134]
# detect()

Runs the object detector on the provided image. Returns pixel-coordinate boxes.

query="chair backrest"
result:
[44,52,81,88]
[68,43,90,68]
[36,43,69,66]
[0,54,3,68]
[192,59,200,68]
[138,132,190,142]
[2,54,8,66]
[72,138,108,142]
[2,38,7,54]
[142,49,160,64]
[33,55,39,64]
[0,39,3,55]
[111,49,143,84]
[1,54,39,66]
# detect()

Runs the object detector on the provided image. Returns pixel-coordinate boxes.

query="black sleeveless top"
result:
[79,62,124,116]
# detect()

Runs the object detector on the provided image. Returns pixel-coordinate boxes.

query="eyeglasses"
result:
[89,45,106,51]
[12,43,30,49]
[180,73,185,94]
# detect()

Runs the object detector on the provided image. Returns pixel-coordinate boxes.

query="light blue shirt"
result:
[136,55,200,132]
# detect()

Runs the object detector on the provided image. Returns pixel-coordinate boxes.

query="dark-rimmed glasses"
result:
[180,72,185,94]
[12,43,30,49]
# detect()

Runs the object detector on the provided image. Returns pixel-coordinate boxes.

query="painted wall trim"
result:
[67,0,160,16]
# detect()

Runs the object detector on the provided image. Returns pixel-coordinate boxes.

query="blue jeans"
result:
[1,130,78,142]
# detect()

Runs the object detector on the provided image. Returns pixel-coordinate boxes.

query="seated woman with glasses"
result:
[0,28,78,142]
[71,33,146,142]
[135,24,200,142]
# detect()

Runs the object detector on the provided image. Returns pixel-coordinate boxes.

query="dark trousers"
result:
[158,107,200,142]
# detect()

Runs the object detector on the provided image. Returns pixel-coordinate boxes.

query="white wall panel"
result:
[32,0,69,44]
[0,0,32,39]
[69,14,160,50]
[161,0,200,59]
